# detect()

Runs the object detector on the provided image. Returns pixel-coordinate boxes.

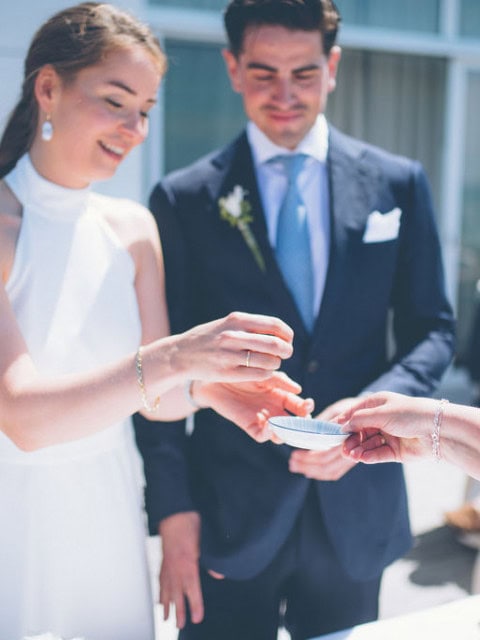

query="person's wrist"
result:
[431,398,449,461]
[159,511,201,540]
[185,380,209,410]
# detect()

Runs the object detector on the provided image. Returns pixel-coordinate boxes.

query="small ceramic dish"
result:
[268,416,349,450]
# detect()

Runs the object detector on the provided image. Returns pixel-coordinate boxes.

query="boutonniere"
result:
[219,185,266,273]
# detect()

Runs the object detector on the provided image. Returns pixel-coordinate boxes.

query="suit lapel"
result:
[220,135,273,269]
[312,127,383,339]
[209,133,311,337]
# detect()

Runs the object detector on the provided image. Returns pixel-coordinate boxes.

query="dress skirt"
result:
[0,420,155,640]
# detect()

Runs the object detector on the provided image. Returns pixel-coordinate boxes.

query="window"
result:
[335,0,440,34]
[327,50,446,207]
[458,71,480,354]
[149,0,225,8]
[163,40,245,173]
[460,0,480,38]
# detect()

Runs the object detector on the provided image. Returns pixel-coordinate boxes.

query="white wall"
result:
[0,0,149,203]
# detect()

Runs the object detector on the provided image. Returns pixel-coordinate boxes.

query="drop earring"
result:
[41,115,53,142]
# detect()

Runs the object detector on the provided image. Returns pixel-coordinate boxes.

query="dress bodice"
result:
[4,154,141,377]
[0,156,154,640]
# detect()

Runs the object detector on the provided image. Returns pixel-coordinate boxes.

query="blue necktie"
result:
[274,154,314,331]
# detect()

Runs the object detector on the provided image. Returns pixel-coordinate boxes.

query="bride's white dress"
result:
[0,155,155,640]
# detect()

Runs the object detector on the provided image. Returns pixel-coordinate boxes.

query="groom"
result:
[135,1,455,638]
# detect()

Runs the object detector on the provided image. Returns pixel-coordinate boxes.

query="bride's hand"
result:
[194,372,315,443]
[169,312,295,383]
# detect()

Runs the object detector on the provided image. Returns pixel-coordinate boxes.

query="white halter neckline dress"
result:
[1,154,155,640]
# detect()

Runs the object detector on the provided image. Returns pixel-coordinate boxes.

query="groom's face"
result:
[223,24,340,150]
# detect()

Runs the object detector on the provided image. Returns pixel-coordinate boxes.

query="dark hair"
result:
[0,2,166,179]
[224,0,341,58]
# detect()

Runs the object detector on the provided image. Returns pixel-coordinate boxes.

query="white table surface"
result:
[311,595,480,640]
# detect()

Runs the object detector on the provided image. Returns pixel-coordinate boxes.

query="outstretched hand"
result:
[197,371,314,442]
[339,392,434,464]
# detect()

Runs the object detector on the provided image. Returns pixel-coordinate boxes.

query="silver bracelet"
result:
[135,346,161,413]
[184,379,203,410]
[431,398,449,461]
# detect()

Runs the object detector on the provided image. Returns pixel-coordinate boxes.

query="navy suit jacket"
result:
[135,126,455,582]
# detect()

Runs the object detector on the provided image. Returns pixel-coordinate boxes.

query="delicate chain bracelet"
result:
[135,346,161,413]
[184,379,203,410]
[431,398,449,461]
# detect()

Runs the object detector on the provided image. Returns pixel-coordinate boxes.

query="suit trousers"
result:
[179,485,381,640]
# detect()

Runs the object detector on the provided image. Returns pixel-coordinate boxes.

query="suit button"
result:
[307,359,319,373]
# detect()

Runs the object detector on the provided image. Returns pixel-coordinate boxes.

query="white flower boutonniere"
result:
[219,185,266,273]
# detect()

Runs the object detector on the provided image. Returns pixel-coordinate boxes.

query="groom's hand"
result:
[159,511,204,628]
[289,444,357,480]
[288,399,357,480]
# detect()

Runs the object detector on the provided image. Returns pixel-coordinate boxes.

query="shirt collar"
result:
[247,114,329,167]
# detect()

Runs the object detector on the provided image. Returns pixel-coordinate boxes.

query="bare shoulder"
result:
[91,192,159,251]
[0,180,22,283]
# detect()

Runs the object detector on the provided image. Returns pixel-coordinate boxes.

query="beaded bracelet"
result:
[184,379,203,410]
[135,346,161,413]
[431,398,449,461]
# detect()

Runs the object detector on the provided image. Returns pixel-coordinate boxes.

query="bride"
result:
[0,3,312,639]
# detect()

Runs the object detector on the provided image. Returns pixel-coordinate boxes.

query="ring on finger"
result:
[245,350,251,368]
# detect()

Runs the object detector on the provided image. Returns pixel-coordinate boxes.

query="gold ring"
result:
[245,350,251,368]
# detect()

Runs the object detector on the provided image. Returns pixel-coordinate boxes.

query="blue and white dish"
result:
[268,416,349,450]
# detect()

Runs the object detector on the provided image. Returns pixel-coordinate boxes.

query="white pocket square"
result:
[362,207,402,243]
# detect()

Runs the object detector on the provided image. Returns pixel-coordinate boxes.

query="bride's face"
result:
[34,45,161,189]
